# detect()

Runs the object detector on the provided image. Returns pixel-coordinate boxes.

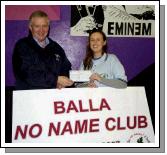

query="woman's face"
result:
[89,32,106,55]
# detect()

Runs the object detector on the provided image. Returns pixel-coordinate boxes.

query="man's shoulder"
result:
[48,38,65,53]
[48,38,62,47]
[15,36,30,46]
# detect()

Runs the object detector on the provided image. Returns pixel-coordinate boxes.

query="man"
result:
[12,10,73,90]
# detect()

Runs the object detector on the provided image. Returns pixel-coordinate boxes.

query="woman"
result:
[80,29,127,88]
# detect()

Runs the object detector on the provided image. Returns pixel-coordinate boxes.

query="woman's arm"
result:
[89,73,127,88]
[100,77,127,88]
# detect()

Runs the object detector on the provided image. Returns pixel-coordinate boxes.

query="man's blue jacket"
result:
[12,34,72,90]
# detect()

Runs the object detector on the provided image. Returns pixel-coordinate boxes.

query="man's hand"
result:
[57,76,74,89]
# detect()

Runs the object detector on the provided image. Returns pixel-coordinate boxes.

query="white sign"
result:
[70,70,92,82]
[12,87,154,143]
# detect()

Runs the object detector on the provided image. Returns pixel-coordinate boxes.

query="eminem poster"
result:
[70,5,155,37]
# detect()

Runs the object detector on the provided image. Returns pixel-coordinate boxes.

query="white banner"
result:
[12,87,154,143]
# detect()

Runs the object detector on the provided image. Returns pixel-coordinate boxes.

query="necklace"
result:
[93,54,103,60]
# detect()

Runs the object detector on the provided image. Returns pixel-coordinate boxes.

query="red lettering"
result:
[53,98,111,114]
[54,101,65,114]
[48,122,61,136]
[79,100,89,112]
[67,100,79,113]
[117,117,126,130]
[127,116,137,129]
[138,115,148,128]
[29,124,42,138]
[61,121,73,135]
[100,98,111,111]
[105,116,148,132]
[89,118,99,132]
[14,125,28,140]
[105,117,116,131]
[89,99,99,111]
[15,124,42,140]
[48,119,100,136]
[74,119,88,134]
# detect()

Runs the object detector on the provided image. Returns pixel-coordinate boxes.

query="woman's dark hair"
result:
[83,29,107,70]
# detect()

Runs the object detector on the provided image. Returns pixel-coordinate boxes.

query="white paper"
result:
[70,70,92,82]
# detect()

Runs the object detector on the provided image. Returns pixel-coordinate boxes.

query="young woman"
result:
[80,29,127,88]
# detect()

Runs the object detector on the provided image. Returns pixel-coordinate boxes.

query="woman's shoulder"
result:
[106,53,118,60]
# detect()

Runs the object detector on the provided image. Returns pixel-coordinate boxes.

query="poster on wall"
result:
[70,5,155,37]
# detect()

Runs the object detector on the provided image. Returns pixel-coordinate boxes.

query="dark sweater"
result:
[12,35,71,90]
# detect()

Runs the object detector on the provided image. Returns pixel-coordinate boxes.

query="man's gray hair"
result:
[29,10,49,25]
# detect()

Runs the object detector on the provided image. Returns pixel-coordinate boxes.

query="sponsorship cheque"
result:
[12,87,154,143]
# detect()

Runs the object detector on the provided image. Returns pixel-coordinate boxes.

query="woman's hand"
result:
[89,73,102,82]
[88,81,97,88]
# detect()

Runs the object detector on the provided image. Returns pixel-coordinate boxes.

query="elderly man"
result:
[12,10,73,90]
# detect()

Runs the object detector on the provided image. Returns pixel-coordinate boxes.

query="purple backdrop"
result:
[5,6,155,86]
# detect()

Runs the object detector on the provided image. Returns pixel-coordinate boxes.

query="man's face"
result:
[29,17,49,42]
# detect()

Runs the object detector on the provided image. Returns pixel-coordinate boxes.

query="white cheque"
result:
[70,70,92,82]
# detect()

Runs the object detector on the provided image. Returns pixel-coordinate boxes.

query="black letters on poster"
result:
[108,22,152,36]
